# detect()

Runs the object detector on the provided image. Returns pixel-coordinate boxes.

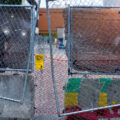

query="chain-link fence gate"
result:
[46,0,120,119]
[0,0,40,103]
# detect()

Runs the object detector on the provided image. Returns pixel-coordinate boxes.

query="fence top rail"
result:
[70,6,120,9]
[71,71,120,75]
[0,4,33,7]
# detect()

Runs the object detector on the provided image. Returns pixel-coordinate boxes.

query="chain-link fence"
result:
[0,4,35,103]
[0,5,34,72]
[34,35,67,120]
[67,6,120,75]
[45,0,120,119]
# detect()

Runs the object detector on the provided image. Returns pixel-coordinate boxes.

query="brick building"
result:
[64,8,120,73]
[38,8,64,34]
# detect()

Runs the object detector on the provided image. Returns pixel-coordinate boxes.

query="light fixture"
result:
[11,14,14,18]
[3,28,10,35]
[21,30,26,37]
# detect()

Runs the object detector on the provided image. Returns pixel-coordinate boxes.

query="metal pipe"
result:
[31,6,35,72]
[0,68,32,72]
[70,6,120,8]
[46,0,61,117]
[62,103,120,116]
[31,0,41,72]
[0,5,32,7]
[0,96,21,103]
[71,71,120,75]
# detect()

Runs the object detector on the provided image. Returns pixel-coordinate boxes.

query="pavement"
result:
[34,114,65,120]
[0,40,120,120]
[34,41,67,120]
[0,40,66,120]
[34,41,120,120]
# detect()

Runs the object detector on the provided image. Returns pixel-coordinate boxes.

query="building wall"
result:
[38,8,64,34]
[64,8,120,72]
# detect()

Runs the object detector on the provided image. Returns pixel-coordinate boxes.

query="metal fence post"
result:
[46,0,61,117]
[68,5,71,75]
[31,0,41,72]
[21,6,35,103]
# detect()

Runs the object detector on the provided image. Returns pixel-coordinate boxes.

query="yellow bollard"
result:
[35,54,44,70]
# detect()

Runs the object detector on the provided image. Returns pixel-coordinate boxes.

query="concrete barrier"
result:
[0,74,34,119]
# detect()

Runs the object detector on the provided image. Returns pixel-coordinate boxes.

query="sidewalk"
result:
[34,114,64,120]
